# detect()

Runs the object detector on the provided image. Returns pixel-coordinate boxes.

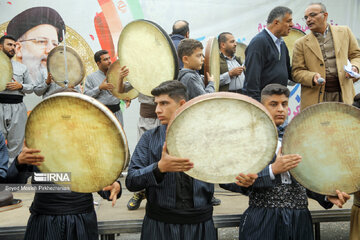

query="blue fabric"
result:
[243,29,292,102]
[0,132,8,182]
[126,125,217,240]
[170,34,185,69]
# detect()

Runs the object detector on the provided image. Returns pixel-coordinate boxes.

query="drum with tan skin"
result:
[0,50,12,91]
[47,46,85,88]
[25,92,128,193]
[235,42,247,63]
[117,20,178,96]
[107,59,139,100]
[283,102,360,196]
[283,28,306,64]
[166,92,277,183]
[204,37,220,92]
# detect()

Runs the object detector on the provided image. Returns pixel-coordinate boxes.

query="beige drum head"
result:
[283,28,306,64]
[0,51,12,91]
[47,46,85,88]
[283,102,360,195]
[117,20,178,96]
[25,92,128,193]
[235,42,247,63]
[107,60,139,100]
[166,92,277,183]
[204,37,220,92]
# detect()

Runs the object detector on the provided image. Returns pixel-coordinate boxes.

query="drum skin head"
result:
[117,20,178,96]
[204,37,220,92]
[235,42,247,63]
[107,60,139,100]
[25,92,128,193]
[0,51,12,91]
[283,102,360,195]
[166,92,277,183]
[283,28,306,64]
[47,46,85,87]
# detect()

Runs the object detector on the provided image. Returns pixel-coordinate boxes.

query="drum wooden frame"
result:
[117,19,178,96]
[166,92,278,183]
[204,37,220,92]
[25,92,128,193]
[47,46,85,88]
[0,51,12,92]
[283,102,360,195]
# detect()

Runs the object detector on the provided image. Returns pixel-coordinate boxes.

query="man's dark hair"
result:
[218,32,233,48]
[353,93,360,109]
[151,80,187,102]
[177,39,203,60]
[309,2,327,12]
[261,84,290,102]
[172,20,189,36]
[0,35,16,45]
[94,50,108,63]
[267,6,292,24]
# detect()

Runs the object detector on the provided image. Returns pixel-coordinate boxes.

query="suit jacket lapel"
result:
[305,33,323,62]
[330,25,343,56]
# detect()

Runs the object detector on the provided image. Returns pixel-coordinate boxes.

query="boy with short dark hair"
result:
[177,39,215,100]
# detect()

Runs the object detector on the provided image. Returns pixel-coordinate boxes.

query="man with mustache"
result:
[243,6,294,102]
[292,2,360,110]
[218,32,245,93]
[0,35,33,166]
[6,7,65,86]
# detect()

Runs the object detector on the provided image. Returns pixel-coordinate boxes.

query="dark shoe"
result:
[211,196,221,206]
[127,192,145,210]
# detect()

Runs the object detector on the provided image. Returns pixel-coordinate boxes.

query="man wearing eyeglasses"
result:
[6,7,65,85]
[292,2,360,110]
[0,35,33,167]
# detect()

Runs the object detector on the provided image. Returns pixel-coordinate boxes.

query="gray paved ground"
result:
[0,178,353,240]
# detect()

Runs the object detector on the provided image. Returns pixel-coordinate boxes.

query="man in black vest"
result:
[218,32,245,93]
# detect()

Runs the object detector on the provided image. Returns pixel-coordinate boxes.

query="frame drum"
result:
[204,37,220,92]
[0,51,12,92]
[283,28,306,64]
[25,92,128,193]
[47,46,85,88]
[166,92,277,183]
[107,60,139,100]
[283,102,360,195]
[117,20,178,96]
[235,42,247,63]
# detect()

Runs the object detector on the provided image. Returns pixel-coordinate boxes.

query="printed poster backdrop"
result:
[0,0,359,152]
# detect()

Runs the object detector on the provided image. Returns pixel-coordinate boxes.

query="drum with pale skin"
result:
[0,50,12,91]
[47,46,85,88]
[204,37,220,92]
[283,102,360,196]
[117,20,178,96]
[107,59,139,100]
[166,92,277,184]
[25,92,128,193]
[235,42,247,63]
[283,28,306,64]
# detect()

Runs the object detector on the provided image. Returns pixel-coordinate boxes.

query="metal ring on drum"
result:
[25,92,128,193]
[166,92,278,184]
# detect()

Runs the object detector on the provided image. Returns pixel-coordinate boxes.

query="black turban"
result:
[6,7,65,42]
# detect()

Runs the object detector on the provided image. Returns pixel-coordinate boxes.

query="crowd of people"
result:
[0,2,359,240]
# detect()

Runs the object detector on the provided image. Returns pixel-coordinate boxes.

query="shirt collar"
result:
[314,24,330,38]
[265,28,282,45]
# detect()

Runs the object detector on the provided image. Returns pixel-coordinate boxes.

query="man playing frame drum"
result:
[221,84,350,240]
[126,80,256,240]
